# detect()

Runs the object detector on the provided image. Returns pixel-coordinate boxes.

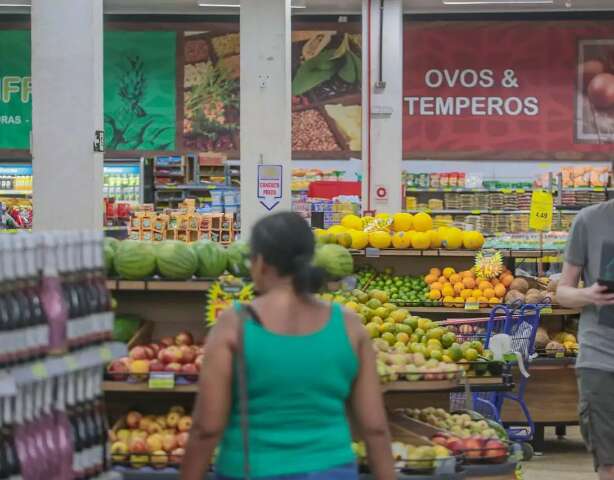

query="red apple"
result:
[483,439,507,461]
[431,434,448,447]
[175,331,194,347]
[129,346,148,361]
[147,422,163,435]
[107,360,129,381]
[179,345,196,364]
[463,437,483,459]
[177,416,192,433]
[149,360,165,372]
[166,412,180,429]
[170,447,185,465]
[143,346,155,360]
[149,343,161,356]
[176,431,189,448]
[445,437,464,455]
[161,432,177,452]
[159,336,175,348]
[128,437,147,454]
[125,411,143,429]
[159,346,182,365]
[166,362,182,373]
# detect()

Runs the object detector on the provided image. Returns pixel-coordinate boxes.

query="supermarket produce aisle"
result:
[523,427,592,480]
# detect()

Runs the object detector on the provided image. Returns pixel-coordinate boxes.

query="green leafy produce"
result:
[338,54,357,84]
[192,240,228,278]
[156,240,198,280]
[113,240,157,280]
[313,244,354,278]
[226,241,251,277]
[113,315,142,342]
[292,49,338,96]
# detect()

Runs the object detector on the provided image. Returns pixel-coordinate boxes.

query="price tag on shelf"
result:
[555,351,565,359]
[594,187,605,192]
[529,190,553,232]
[148,372,175,390]
[464,301,480,311]
[365,248,381,258]
[501,189,512,194]
[99,346,113,362]
[516,189,526,194]
[541,306,553,314]
[470,210,481,215]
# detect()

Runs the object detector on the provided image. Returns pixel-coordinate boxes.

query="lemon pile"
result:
[316,213,485,251]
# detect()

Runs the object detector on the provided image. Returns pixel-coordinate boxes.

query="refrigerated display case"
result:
[104,161,145,203]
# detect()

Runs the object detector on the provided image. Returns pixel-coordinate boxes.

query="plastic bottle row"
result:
[0,232,113,368]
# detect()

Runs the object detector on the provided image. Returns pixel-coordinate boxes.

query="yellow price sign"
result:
[529,190,553,231]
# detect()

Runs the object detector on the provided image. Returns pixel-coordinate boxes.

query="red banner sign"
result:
[403,21,614,160]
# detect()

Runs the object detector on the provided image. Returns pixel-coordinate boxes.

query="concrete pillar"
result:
[31,0,104,231]
[240,0,292,237]
[362,0,404,213]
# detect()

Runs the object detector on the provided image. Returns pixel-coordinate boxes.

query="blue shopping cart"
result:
[444,303,542,460]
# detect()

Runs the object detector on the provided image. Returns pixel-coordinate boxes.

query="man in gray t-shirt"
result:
[558,199,614,478]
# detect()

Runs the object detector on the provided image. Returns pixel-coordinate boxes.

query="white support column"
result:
[362,0,404,214]
[31,0,104,231]
[240,0,292,237]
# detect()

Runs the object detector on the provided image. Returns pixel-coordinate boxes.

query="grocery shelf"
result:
[406,186,612,193]
[351,248,561,258]
[106,279,212,291]
[0,189,32,196]
[103,381,198,393]
[404,209,531,215]
[406,306,578,316]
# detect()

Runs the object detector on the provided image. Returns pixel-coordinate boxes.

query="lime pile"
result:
[368,270,430,305]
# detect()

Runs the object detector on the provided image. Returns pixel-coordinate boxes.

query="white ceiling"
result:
[1,0,614,15]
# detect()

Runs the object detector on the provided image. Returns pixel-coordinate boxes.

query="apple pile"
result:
[432,434,507,463]
[107,331,204,382]
[352,440,452,471]
[109,406,192,469]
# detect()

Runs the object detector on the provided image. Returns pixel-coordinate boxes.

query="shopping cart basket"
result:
[443,303,542,459]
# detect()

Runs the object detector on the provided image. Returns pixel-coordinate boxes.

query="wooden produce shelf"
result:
[407,306,579,316]
[106,279,212,291]
[102,381,198,393]
[350,248,561,258]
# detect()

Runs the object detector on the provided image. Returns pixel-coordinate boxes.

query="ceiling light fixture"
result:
[443,0,553,4]
[0,3,31,6]
[198,2,306,7]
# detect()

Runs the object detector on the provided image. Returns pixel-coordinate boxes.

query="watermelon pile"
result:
[313,244,354,279]
[156,240,198,280]
[192,240,228,278]
[113,240,157,280]
[226,241,251,277]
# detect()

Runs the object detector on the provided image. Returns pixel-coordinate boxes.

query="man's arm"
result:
[557,262,614,308]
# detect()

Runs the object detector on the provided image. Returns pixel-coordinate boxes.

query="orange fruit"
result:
[424,273,438,285]
[462,277,476,289]
[460,270,473,279]
[483,288,495,299]
[461,289,473,300]
[449,273,461,285]
[429,289,442,300]
[438,276,447,284]
[443,296,455,307]
[442,284,455,298]
[478,296,489,307]
[454,297,465,308]
[472,289,482,299]
[430,268,441,278]
[431,282,443,292]
[491,278,500,287]
[500,274,513,288]
[453,282,464,294]
[494,284,507,298]
[443,267,456,279]
[466,297,477,304]
[489,297,501,305]
[479,280,492,291]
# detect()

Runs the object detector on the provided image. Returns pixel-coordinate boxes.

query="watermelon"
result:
[103,243,115,276]
[113,240,157,280]
[192,240,228,278]
[313,244,354,278]
[226,241,250,277]
[104,237,120,252]
[112,315,142,342]
[156,240,198,280]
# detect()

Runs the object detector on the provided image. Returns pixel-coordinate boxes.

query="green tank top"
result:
[217,302,359,478]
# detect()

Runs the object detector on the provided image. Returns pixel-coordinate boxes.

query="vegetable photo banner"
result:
[403,20,614,160]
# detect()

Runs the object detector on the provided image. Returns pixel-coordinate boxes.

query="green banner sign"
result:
[104,31,177,151]
[0,30,32,150]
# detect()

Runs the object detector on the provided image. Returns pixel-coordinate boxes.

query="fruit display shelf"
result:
[350,248,561,258]
[106,279,213,292]
[406,306,578,316]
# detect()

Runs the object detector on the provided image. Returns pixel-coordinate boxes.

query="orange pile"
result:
[425,267,514,308]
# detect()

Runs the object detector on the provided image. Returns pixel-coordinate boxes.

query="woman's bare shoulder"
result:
[340,305,369,352]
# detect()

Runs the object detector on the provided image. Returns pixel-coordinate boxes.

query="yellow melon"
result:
[392,212,413,232]
[443,227,463,250]
[413,212,433,232]
[391,231,411,249]
[349,230,369,250]
[341,214,363,231]
[411,231,431,250]
[368,231,391,249]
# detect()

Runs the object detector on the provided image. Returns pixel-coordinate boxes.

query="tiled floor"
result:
[522,427,595,480]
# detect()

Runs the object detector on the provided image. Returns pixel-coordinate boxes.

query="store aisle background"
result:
[523,427,593,480]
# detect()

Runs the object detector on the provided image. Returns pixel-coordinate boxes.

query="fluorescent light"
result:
[0,3,31,6]
[443,0,553,4]
[198,2,306,7]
